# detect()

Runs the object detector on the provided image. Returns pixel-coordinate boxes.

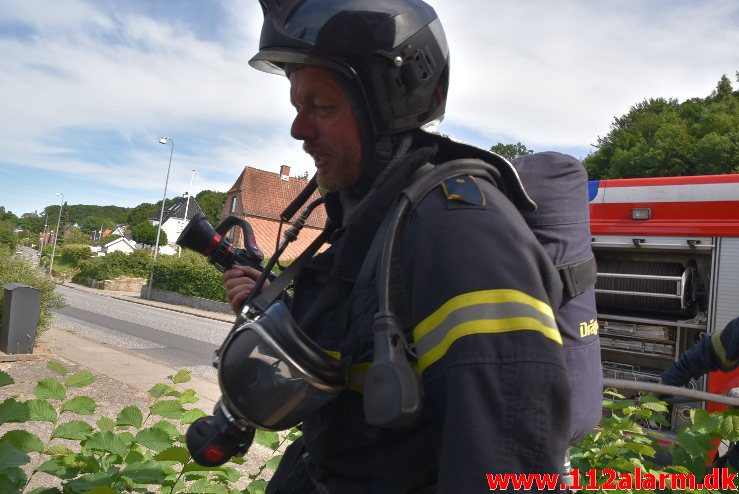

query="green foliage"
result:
[131,222,167,246]
[61,244,93,267]
[0,250,65,336]
[151,250,227,302]
[0,364,286,493]
[585,74,739,178]
[62,229,93,246]
[74,250,152,282]
[569,390,739,492]
[195,190,227,226]
[0,220,17,251]
[489,141,534,162]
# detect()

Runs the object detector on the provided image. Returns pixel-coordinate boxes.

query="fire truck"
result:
[589,173,739,431]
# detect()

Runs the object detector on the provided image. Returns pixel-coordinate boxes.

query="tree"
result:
[131,222,167,246]
[195,190,227,226]
[489,142,534,162]
[585,74,739,179]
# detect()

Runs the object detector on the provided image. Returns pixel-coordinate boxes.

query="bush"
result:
[61,244,93,267]
[74,250,152,282]
[152,251,227,302]
[0,250,65,336]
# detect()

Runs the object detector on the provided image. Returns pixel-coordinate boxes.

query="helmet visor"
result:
[249,48,356,80]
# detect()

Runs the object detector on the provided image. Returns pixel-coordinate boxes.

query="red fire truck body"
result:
[589,174,739,426]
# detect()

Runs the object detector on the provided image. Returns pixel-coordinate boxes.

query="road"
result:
[52,285,232,381]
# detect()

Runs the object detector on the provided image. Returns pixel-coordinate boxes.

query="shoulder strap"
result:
[557,255,597,299]
[248,228,331,314]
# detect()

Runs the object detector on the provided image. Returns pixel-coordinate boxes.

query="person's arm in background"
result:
[661,316,739,386]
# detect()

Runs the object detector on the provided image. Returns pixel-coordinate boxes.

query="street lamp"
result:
[49,192,64,275]
[147,137,174,299]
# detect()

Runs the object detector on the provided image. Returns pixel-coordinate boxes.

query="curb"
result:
[61,282,235,324]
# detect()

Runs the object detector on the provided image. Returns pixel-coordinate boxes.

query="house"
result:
[111,224,128,238]
[102,237,137,255]
[221,165,327,260]
[149,194,205,246]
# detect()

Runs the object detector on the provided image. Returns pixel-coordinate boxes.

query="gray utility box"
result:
[1,283,42,354]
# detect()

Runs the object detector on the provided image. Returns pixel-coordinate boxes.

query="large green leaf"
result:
[0,398,30,424]
[179,388,198,404]
[35,378,66,401]
[154,446,191,463]
[52,420,94,440]
[254,430,280,450]
[27,399,56,423]
[0,430,44,453]
[135,427,173,452]
[148,383,177,399]
[61,396,96,415]
[152,420,180,438]
[180,408,207,425]
[265,454,283,471]
[0,444,30,470]
[0,466,27,493]
[170,369,191,384]
[120,461,169,484]
[246,479,269,494]
[116,405,143,428]
[721,415,739,442]
[96,416,115,432]
[64,371,95,388]
[46,360,67,376]
[0,370,14,387]
[35,458,81,480]
[84,431,128,457]
[65,472,113,492]
[188,479,230,493]
[150,399,185,419]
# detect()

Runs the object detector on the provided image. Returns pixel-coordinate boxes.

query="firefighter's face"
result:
[289,67,363,192]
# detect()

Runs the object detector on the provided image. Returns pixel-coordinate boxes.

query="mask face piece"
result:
[218,301,347,430]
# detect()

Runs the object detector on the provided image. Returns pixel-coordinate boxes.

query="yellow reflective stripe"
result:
[325,350,341,360]
[414,317,562,372]
[711,330,739,370]
[347,362,372,393]
[413,289,556,341]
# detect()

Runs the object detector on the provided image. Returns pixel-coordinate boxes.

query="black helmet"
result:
[251,0,449,135]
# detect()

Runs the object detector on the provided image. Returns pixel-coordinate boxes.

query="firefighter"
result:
[224,1,570,491]
[661,316,739,387]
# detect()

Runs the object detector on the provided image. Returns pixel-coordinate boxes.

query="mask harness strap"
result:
[362,159,498,428]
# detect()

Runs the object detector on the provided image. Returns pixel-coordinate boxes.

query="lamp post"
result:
[39,212,49,252]
[49,192,64,275]
[147,137,174,299]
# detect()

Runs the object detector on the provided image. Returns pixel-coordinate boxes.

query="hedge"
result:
[73,249,227,302]
[74,249,152,282]
[151,250,227,301]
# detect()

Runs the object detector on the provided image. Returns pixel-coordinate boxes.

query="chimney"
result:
[280,164,290,181]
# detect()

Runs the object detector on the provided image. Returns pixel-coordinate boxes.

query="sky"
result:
[0,0,737,217]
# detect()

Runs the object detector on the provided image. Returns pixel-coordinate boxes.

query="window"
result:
[230,197,237,212]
